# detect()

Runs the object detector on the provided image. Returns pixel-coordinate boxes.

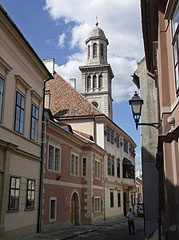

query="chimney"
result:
[43,58,55,75]
[69,78,76,89]
[45,90,51,109]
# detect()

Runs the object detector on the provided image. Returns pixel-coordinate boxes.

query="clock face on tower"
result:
[92,101,98,108]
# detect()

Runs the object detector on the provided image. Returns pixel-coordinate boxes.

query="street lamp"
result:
[129,92,161,130]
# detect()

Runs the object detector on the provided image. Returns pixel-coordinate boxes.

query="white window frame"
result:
[71,153,79,176]
[95,159,100,179]
[49,197,57,222]
[48,141,61,172]
[82,157,87,177]
[94,197,101,212]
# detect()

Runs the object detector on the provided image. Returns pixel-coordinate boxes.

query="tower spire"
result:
[96,16,98,26]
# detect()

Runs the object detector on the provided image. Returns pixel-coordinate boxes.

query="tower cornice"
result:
[79,64,114,79]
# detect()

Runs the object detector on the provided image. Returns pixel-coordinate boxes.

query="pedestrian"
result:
[126,208,135,234]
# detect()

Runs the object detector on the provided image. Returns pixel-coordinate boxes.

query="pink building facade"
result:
[42,111,105,231]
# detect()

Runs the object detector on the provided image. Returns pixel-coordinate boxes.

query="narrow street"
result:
[19,217,144,240]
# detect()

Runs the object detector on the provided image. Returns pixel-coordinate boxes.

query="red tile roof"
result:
[46,72,104,118]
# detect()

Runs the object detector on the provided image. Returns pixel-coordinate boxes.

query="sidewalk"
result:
[18,217,142,240]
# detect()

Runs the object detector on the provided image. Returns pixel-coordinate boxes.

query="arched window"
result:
[100,44,104,57]
[122,158,135,179]
[93,75,97,89]
[88,45,90,59]
[87,76,91,91]
[93,43,97,57]
[99,75,102,89]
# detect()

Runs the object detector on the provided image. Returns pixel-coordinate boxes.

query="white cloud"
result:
[58,33,66,48]
[44,0,144,103]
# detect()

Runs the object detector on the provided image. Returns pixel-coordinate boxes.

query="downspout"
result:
[37,77,52,233]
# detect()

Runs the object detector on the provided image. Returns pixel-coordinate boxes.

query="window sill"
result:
[24,208,35,211]
[6,209,19,213]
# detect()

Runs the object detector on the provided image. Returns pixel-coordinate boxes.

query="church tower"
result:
[79,21,114,120]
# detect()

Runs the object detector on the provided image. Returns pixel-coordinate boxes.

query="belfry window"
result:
[93,75,97,89]
[100,44,104,57]
[87,76,91,91]
[88,45,90,59]
[99,75,102,89]
[93,43,97,57]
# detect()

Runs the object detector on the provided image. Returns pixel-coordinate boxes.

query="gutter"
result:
[37,76,53,233]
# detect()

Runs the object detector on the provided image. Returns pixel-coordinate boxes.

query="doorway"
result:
[123,192,127,217]
[70,192,80,225]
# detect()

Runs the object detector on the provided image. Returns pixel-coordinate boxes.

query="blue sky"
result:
[1,0,144,171]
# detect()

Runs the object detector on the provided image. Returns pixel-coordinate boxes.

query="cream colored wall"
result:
[0,10,47,238]
[4,153,40,231]
[62,119,94,137]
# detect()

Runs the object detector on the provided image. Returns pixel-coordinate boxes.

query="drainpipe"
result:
[37,77,52,233]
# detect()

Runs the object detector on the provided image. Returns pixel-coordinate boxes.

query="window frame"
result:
[14,91,25,134]
[116,136,120,148]
[30,104,39,142]
[100,43,104,57]
[95,159,100,179]
[0,76,5,124]
[123,140,128,153]
[93,43,97,57]
[26,179,35,210]
[110,191,114,208]
[49,197,57,222]
[107,129,111,142]
[71,153,79,176]
[8,176,20,211]
[118,191,121,207]
[82,158,87,177]
[117,161,120,178]
[111,131,114,144]
[172,2,179,94]
[48,144,61,172]
[94,197,101,212]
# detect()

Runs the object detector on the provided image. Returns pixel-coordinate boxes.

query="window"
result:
[0,77,4,123]
[99,75,102,89]
[172,3,179,93]
[107,129,111,142]
[49,198,56,222]
[93,75,97,89]
[112,160,115,176]
[123,140,128,153]
[8,176,20,210]
[30,104,39,142]
[108,158,111,175]
[48,145,61,172]
[100,44,104,57]
[94,197,101,212]
[116,136,120,147]
[82,158,87,176]
[92,101,98,108]
[123,158,135,179]
[110,191,114,208]
[111,131,114,144]
[95,160,100,179]
[87,76,91,91]
[93,43,97,57]
[88,45,90,59]
[14,91,25,134]
[117,161,120,177]
[26,179,35,209]
[71,154,79,176]
[118,192,121,207]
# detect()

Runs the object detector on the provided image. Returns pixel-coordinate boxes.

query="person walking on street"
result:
[126,208,135,234]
